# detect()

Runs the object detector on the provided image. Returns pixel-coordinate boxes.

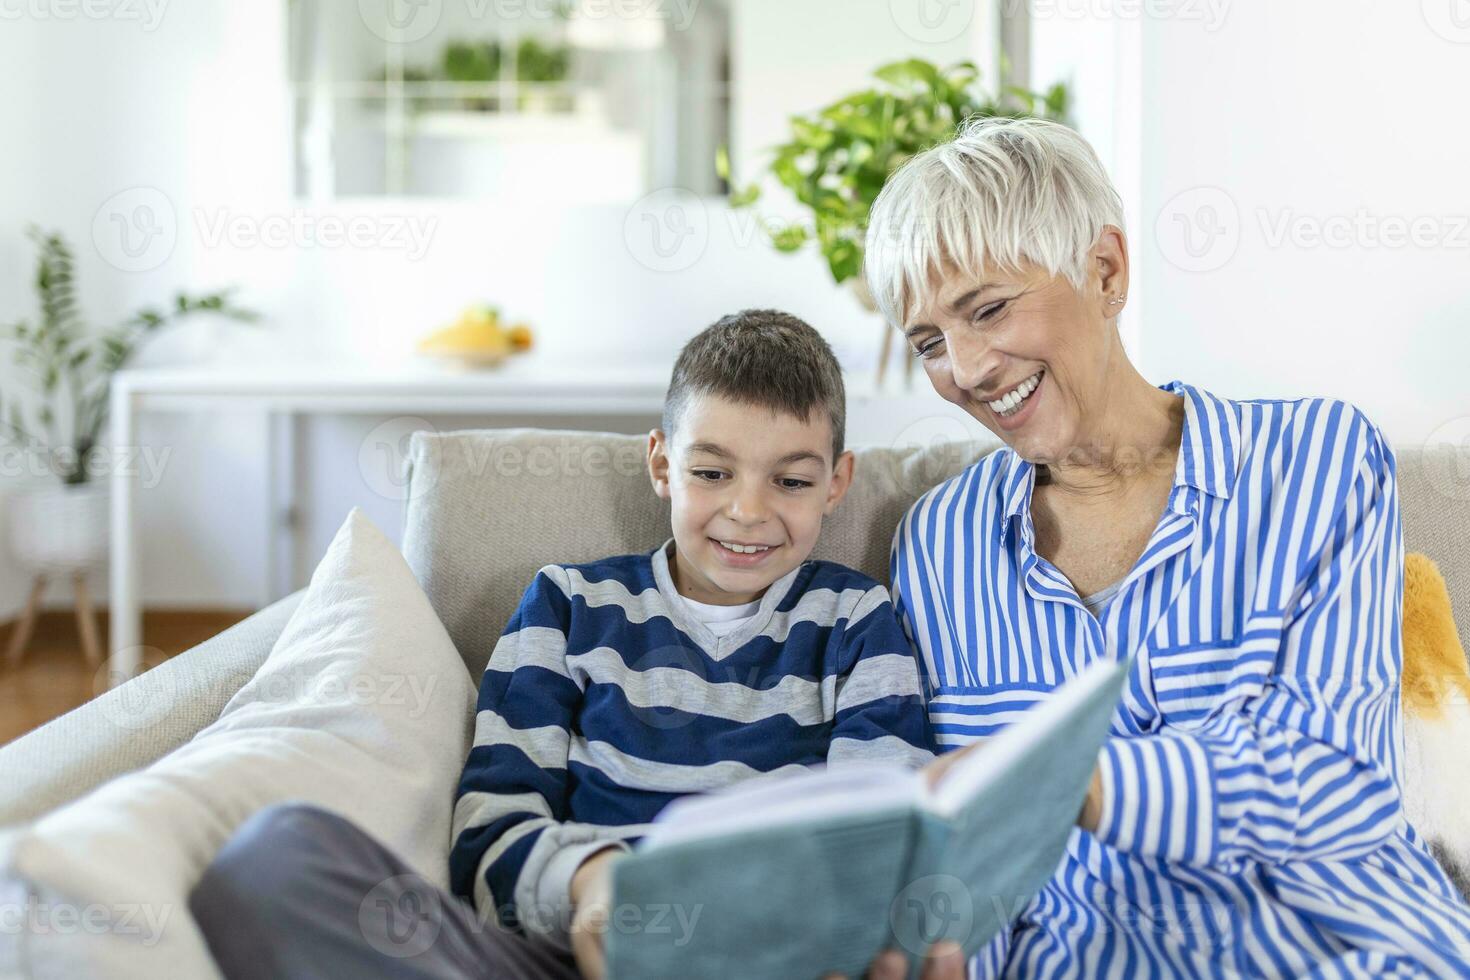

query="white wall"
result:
[730,0,993,185]
[13,1,1457,620]
[1133,1,1470,441]
[0,2,291,616]
[0,0,988,616]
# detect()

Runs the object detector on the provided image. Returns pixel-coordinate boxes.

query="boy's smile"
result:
[647,393,855,606]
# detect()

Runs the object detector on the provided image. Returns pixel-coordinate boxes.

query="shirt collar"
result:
[1166,380,1242,500]
[1001,380,1242,530]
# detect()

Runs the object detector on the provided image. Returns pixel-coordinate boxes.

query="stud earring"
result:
[1107,296,1126,306]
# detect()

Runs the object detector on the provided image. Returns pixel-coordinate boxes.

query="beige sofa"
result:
[2,429,1467,873]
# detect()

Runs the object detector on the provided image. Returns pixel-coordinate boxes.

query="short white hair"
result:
[863,116,1125,327]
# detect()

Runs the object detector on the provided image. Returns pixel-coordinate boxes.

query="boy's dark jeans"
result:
[189,803,581,980]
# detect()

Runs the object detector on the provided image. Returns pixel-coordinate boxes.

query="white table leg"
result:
[109,381,141,686]
[264,410,301,603]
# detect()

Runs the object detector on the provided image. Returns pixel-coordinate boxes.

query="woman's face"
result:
[900,232,1127,464]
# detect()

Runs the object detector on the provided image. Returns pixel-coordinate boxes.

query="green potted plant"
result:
[515,37,573,113]
[718,59,1068,379]
[0,227,255,580]
[443,40,502,112]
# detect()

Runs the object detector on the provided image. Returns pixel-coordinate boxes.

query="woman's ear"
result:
[1092,224,1129,307]
[823,450,857,514]
[647,429,672,500]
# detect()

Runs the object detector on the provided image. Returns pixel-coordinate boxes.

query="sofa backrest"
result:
[401,429,989,678]
[402,429,1470,679]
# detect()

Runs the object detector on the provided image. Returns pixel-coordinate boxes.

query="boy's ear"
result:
[647,429,672,500]
[823,450,856,515]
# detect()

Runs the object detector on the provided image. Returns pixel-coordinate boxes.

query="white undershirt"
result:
[679,593,762,637]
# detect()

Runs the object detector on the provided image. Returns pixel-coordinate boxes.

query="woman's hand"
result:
[921,739,983,789]
[822,941,967,980]
[930,740,1106,831]
[569,847,624,980]
[1077,762,1104,832]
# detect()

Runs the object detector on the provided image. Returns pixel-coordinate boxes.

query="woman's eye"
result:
[912,338,945,359]
[972,301,1006,325]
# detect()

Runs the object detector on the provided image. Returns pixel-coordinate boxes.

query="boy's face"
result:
[647,394,855,606]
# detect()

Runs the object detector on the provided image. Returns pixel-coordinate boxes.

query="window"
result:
[288,0,731,200]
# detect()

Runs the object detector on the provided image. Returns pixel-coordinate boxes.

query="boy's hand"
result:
[569,847,624,980]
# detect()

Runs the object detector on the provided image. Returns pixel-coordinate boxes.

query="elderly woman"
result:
[859,117,1470,978]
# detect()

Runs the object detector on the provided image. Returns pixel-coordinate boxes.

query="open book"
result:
[605,655,1132,980]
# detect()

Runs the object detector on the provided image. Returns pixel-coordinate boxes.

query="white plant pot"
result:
[6,482,110,573]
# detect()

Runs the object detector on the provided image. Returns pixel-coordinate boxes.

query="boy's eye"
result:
[691,469,726,482]
[778,478,813,491]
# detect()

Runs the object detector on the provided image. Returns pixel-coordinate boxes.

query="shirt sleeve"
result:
[826,584,936,768]
[446,566,638,949]
[1094,414,1405,869]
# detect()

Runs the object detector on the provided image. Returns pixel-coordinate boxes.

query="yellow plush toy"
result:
[1399,552,1470,897]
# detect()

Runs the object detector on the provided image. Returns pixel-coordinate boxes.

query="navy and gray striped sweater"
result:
[448,538,933,944]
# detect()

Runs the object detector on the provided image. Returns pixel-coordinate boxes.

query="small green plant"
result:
[718,58,1069,285]
[0,227,257,484]
[378,36,573,114]
[515,38,571,84]
[443,40,502,111]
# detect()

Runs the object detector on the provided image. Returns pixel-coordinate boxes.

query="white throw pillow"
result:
[0,508,476,979]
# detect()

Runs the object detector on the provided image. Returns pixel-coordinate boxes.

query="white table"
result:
[107,361,670,684]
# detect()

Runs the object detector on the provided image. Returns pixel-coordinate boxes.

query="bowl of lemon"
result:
[417,305,533,368]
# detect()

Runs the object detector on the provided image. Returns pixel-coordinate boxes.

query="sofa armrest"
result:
[0,590,304,828]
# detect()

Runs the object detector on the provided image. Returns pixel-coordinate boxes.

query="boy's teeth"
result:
[719,540,771,554]
[988,371,1043,416]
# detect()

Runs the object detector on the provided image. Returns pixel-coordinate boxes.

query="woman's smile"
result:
[986,368,1046,432]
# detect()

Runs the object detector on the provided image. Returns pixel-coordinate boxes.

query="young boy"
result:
[188,310,932,980]
[448,309,933,977]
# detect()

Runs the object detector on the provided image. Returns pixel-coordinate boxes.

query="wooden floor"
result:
[0,609,251,747]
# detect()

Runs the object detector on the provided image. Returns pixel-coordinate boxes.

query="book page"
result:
[643,761,924,849]
[926,657,1128,818]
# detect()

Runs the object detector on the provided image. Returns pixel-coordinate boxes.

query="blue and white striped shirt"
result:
[891,381,1470,977]
[448,539,932,947]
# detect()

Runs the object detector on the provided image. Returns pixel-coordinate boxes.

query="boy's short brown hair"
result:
[663,309,847,461]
